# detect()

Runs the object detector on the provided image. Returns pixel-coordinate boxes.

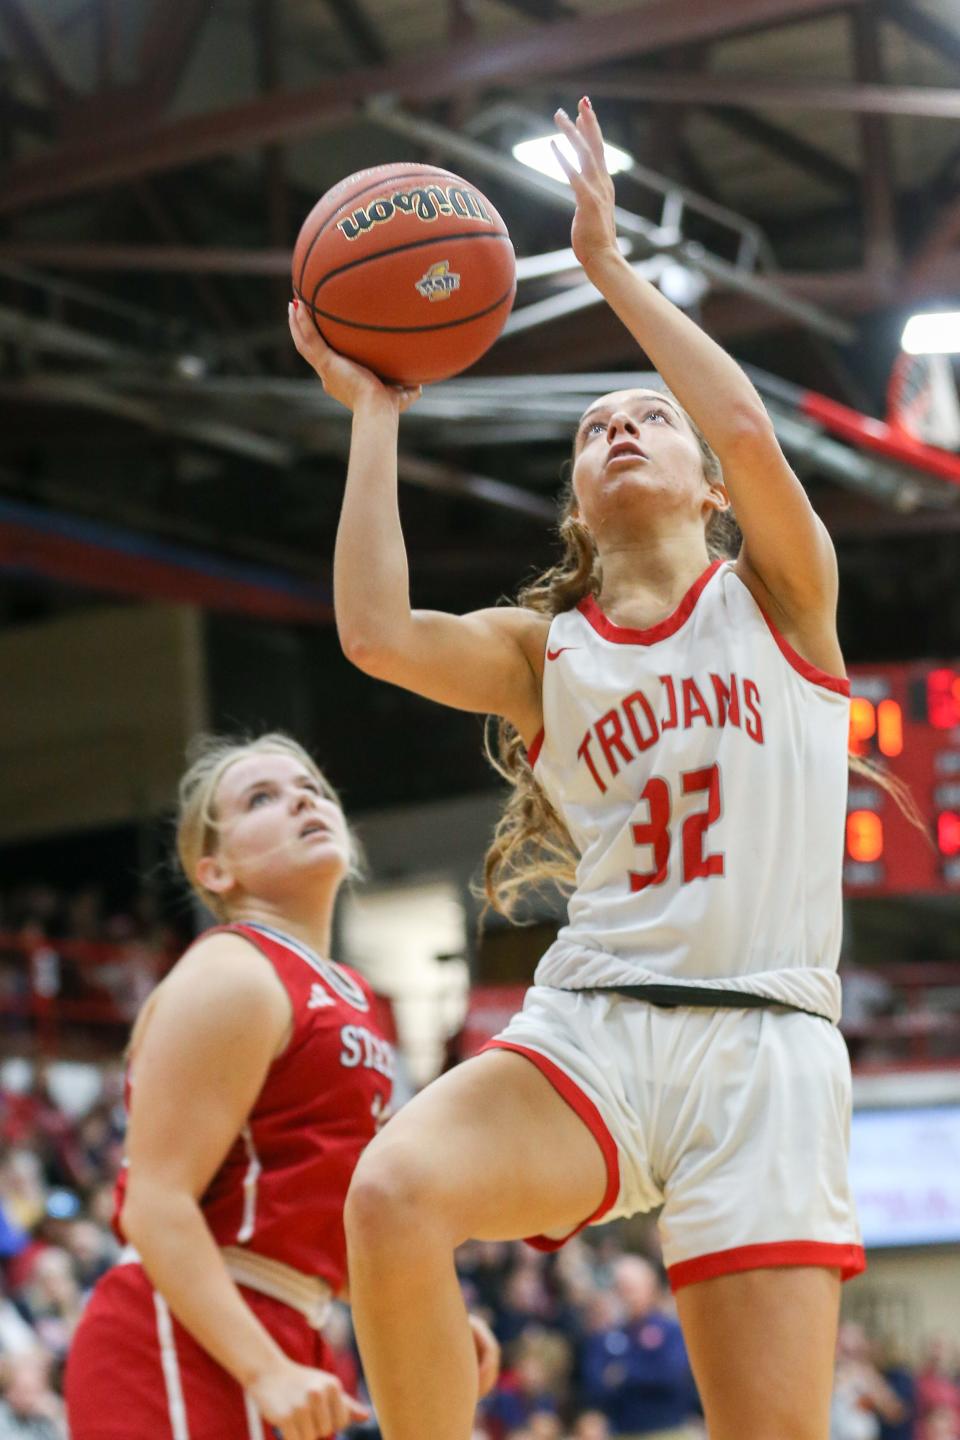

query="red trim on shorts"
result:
[577,560,722,646]
[526,728,545,768]
[482,1039,620,1250]
[667,1240,866,1293]
[756,606,851,696]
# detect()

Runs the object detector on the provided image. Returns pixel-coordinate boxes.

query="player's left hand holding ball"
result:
[469,1313,501,1399]
[552,98,619,274]
[288,300,421,415]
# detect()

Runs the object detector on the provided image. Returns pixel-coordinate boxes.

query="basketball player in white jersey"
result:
[290,98,862,1440]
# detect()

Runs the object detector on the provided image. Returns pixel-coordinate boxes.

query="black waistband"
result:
[582,983,830,1022]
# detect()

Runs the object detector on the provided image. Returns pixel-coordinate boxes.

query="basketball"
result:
[292,163,516,385]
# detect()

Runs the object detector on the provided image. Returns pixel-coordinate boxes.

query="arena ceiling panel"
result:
[0,0,958,655]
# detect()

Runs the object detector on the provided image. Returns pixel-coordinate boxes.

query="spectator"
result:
[924,1409,960,1440]
[528,1415,563,1440]
[918,1338,960,1433]
[572,1412,612,1440]
[831,1323,907,1440]
[0,1352,66,1439]
[62,1219,117,1294]
[484,1329,569,1440]
[18,1251,82,1364]
[495,1258,560,1346]
[877,1338,917,1440]
[459,1240,516,1318]
[0,1281,37,1360]
[579,1256,700,1439]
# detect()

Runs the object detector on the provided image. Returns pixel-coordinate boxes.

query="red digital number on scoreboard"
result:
[927,668,960,730]
[848,696,904,758]
[844,662,960,895]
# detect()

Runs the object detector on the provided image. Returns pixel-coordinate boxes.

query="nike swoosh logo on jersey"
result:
[547,646,580,661]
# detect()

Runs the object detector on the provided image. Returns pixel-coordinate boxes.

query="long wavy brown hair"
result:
[481,399,928,919]
[483,400,739,918]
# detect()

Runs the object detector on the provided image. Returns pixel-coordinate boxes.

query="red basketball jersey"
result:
[114,922,394,1291]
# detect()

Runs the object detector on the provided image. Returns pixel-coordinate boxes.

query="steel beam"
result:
[704,106,857,194]
[851,6,899,274]
[0,305,131,362]
[397,453,555,520]
[553,72,960,120]
[4,375,294,466]
[504,259,667,336]
[0,0,76,106]
[138,0,213,113]
[370,105,855,343]
[110,368,959,510]
[134,182,237,333]
[0,0,864,213]
[881,0,960,71]
[0,243,294,274]
[324,0,388,64]
[906,199,960,297]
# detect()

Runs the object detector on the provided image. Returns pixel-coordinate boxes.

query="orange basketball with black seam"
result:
[292,162,516,385]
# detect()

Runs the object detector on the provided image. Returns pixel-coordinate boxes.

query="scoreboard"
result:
[845,662,960,896]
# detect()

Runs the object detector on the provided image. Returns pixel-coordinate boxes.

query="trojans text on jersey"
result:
[578,671,764,795]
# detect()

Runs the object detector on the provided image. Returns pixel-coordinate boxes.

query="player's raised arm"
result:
[553,99,839,643]
[289,302,547,745]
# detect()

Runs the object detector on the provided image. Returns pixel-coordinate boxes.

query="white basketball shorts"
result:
[485,985,865,1292]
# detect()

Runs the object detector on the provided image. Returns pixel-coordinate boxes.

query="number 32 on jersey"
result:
[630,763,724,891]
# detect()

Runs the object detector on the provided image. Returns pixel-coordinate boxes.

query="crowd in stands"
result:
[0,885,957,1436]
[1,1062,959,1439]
[2,881,959,1068]
[0,884,185,1046]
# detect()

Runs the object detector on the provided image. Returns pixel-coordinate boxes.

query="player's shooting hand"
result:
[288,301,421,415]
[249,1358,369,1440]
[552,98,619,275]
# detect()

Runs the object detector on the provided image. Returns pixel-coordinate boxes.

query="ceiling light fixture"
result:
[512,133,634,184]
[901,312,960,355]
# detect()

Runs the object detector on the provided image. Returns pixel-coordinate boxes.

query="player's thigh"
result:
[349,1048,610,1245]
[675,1265,841,1440]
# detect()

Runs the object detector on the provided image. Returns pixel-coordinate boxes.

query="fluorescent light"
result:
[658,261,709,310]
[512,133,633,184]
[901,312,960,355]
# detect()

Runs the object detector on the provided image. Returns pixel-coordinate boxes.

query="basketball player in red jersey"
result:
[65,733,500,1440]
[291,101,862,1440]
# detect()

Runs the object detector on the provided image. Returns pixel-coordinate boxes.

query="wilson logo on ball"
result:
[415,261,460,302]
[336,183,492,241]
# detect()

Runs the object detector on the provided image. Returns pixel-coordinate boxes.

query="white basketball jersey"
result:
[529,560,850,1022]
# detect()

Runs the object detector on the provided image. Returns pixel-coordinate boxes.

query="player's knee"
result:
[345,1137,451,1250]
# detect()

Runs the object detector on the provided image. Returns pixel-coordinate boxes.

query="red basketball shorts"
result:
[66,1262,333,1440]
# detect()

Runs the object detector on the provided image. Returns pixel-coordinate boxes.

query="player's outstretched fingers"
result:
[553,107,587,176]
[576,95,608,167]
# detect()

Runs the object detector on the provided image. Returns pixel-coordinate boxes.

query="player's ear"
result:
[703,477,730,517]
[196,854,235,899]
